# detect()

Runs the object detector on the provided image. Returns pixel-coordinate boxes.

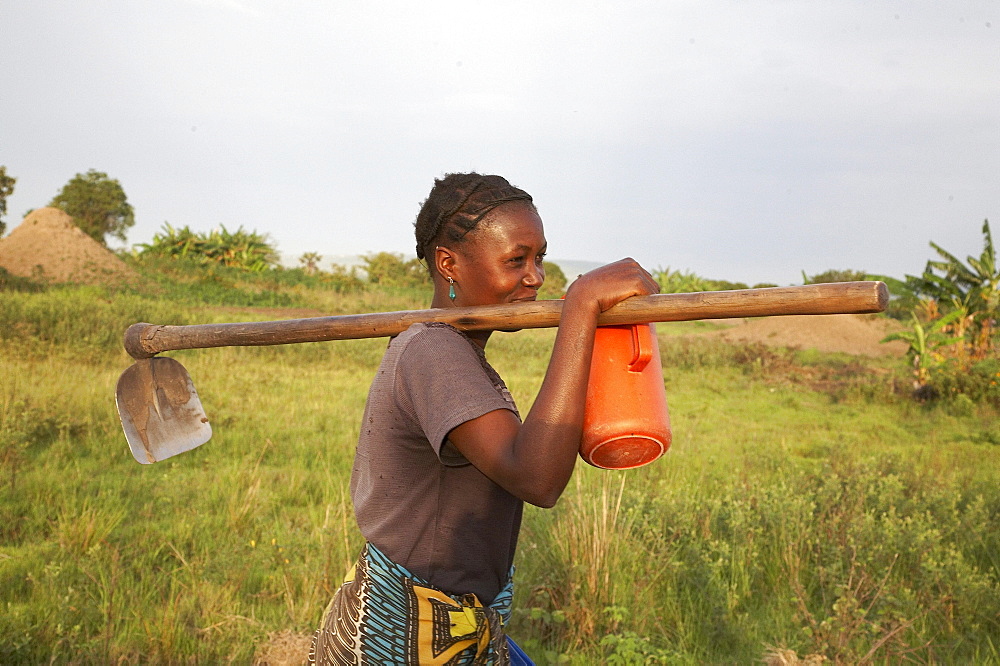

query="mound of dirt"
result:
[0,207,137,285]
[709,313,907,358]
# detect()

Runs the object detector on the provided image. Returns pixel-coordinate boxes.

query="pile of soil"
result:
[708,313,907,358]
[0,207,137,285]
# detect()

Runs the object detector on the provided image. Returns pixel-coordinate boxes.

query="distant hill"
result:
[278,253,604,283]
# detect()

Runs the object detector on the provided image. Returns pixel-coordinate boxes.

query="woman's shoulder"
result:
[395,322,472,348]
[389,322,517,418]
[390,322,480,357]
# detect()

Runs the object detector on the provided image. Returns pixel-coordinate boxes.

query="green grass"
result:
[2,277,999,664]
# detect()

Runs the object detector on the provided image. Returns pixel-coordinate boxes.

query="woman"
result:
[311,173,658,665]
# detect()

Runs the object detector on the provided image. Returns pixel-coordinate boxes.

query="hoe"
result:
[115,281,888,464]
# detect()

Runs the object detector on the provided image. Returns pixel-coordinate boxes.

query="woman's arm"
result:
[447,258,659,507]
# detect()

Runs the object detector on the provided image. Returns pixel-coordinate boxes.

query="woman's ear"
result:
[434,245,456,281]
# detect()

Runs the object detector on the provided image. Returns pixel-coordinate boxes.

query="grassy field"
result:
[2,278,999,664]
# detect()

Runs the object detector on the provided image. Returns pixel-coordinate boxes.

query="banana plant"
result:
[908,219,998,357]
[138,223,278,271]
[882,309,966,388]
[653,267,712,293]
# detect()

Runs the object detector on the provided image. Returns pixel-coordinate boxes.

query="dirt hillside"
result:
[708,313,907,358]
[0,207,137,285]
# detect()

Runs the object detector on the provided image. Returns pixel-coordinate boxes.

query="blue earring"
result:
[448,277,456,301]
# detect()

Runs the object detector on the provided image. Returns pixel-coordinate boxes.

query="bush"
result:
[0,286,191,356]
[361,252,430,288]
[931,357,1000,407]
[803,268,870,284]
[0,267,45,293]
[539,261,567,299]
[125,255,363,308]
[136,223,279,271]
[653,267,749,293]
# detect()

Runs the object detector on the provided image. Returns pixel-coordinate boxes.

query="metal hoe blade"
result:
[115,357,212,463]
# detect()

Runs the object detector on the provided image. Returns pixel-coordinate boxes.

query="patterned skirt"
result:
[309,543,528,665]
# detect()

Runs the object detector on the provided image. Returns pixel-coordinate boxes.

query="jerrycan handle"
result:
[628,323,654,372]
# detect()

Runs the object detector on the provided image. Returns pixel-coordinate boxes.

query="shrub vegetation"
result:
[136,223,279,272]
[881,220,999,405]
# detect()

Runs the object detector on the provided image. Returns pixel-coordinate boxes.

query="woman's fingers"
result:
[567,258,659,312]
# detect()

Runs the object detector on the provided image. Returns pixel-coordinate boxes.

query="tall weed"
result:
[0,286,189,358]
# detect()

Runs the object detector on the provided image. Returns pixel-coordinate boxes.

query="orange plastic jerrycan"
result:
[581,323,671,469]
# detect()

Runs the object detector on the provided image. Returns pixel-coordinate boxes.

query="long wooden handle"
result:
[124,281,888,359]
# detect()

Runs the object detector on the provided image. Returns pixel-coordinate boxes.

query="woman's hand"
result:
[564,258,660,315]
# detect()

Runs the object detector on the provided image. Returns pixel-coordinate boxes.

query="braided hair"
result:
[414,173,534,271]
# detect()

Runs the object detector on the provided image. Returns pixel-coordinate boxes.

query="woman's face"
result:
[451,203,547,307]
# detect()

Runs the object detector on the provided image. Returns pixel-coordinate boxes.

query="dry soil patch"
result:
[706,313,907,358]
[254,630,312,665]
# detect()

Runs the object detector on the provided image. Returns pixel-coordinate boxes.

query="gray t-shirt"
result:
[350,322,523,603]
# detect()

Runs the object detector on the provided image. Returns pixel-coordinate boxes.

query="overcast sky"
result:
[2,1,997,286]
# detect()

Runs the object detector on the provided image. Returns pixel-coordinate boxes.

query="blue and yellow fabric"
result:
[310,543,531,665]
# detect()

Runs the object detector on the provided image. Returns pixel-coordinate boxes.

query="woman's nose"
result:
[524,262,544,288]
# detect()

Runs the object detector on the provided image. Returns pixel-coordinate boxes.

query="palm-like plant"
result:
[299,252,322,275]
[882,309,966,389]
[906,219,998,358]
[139,223,202,259]
[653,267,714,293]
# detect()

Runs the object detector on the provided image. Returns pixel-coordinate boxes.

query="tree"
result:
[362,252,430,287]
[49,169,134,245]
[0,166,15,237]
[299,252,322,275]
